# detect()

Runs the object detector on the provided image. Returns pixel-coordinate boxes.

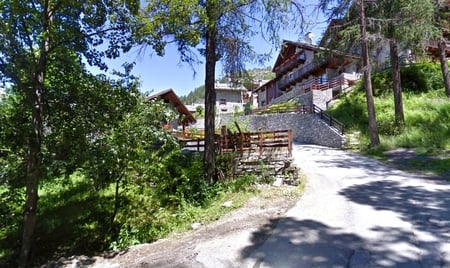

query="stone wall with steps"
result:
[218,112,345,185]
[219,113,346,148]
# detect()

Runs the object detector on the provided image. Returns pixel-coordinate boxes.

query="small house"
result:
[147,89,196,134]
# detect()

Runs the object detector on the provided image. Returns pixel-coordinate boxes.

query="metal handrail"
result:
[313,104,345,135]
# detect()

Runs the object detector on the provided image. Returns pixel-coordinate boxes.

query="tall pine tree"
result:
[137,0,307,183]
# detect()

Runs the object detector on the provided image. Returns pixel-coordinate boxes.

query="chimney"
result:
[305,32,314,44]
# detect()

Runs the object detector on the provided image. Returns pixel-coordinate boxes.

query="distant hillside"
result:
[181,85,205,105]
[180,66,274,104]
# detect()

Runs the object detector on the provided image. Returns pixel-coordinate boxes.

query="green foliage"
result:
[216,153,237,181]
[331,85,450,149]
[1,172,113,266]
[375,109,402,136]
[258,161,275,184]
[374,0,437,48]
[400,62,444,92]
[149,151,208,208]
[1,1,141,265]
[195,105,205,118]
[180,66,275,104]
[0,91,29,185]
[226,173,258,193]
[44,57,141,179]
[257,99,301,115]
[327,87,368,132]
[370,70,392,96]
[181,85,205,104]
[110,172,258,250]
[0,184,24,264]
[225,117,250,133]
[328,64,450,176]
[365,62,445,96]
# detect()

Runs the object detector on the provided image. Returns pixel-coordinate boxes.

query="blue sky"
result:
[93,3,328,97]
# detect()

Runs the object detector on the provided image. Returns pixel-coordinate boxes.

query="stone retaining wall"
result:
[219,113,346,148]
[269,89,333,111]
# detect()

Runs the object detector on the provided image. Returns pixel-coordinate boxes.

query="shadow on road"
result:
[339,179,450,266]
[240,217,443,267]
[241,145,450,267]
[241,218,361,267]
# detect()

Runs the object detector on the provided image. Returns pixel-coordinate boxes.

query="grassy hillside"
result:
[328,62,450,178]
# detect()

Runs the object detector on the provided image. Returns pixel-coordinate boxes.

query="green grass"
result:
[257,99,300,114]
[328,74,450,179]
[1,169,285,266]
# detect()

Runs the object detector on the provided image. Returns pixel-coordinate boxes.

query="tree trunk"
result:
[204,2,218,184]
[19,2,52,266]
[360,0,380,148]
[390,38,405,129]
[438,40,450,98]
[18,83,44,268]
[110,174,123,232]
[434,0,450,98]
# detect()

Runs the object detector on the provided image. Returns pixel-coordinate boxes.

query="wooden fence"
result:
[177,129,292,157]
[218,129,292,157]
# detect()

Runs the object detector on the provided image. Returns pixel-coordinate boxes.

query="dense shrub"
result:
[400,62,443,92]
[357,62,445,96]
[150,151,208,208]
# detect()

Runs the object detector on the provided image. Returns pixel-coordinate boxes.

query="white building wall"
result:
[257,91,266,107]
[305,50,315,63]
[216,89,245,114]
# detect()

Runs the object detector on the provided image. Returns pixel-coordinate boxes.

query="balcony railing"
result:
[258,73,357,108]
[313,104,345,135]
[278,59,326,90]
[275,53,307,76]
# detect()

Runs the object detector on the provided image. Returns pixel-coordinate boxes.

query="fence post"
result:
[259,132,263,156]
[288,129,292,157]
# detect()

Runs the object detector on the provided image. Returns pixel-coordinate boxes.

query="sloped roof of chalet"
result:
[147,89,196,124]
[273,40,316,72]
[215,82,248,91]
[273,40,360,73]
[253,79,276,93]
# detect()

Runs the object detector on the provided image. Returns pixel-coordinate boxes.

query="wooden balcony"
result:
[275,53,307,76]
[278,60,324,90]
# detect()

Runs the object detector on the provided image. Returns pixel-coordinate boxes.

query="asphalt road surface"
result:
[241,144,450,268]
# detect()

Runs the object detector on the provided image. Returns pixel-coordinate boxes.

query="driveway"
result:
[60,144,450,268]
[242,144,450,267]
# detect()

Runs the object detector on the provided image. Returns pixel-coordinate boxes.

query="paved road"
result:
[241,144,450,267]
[83,144,450,268]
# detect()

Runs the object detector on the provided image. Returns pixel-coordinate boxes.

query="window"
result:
[219,99,227,105]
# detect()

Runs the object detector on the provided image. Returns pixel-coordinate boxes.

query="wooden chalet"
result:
[254,39,360,108]
[147,89,196,134]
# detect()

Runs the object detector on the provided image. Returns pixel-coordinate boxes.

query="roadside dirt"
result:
[43,185,300,268]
